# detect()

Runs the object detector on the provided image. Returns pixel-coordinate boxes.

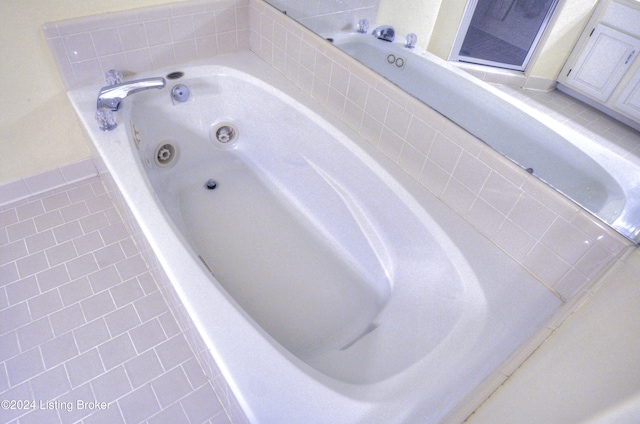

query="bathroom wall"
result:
[0,0,184,186]
[0,0,250,188]
[376,0,442,51]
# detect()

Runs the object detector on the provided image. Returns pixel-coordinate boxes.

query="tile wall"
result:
[249,0,634,301]
[0,170,236,423]
[43,0,250,90]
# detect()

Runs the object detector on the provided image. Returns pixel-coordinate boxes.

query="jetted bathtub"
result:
[331,32,640,243]
[68,52,561,423]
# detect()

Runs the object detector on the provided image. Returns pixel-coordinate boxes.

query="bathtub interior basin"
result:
[331,31,640,243]
[132,68,474,383]
[68,52,563,423]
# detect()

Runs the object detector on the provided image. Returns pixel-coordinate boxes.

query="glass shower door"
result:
[452,0,559,71]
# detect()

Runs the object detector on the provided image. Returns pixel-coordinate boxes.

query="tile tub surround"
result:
[43,0,251,90]
[249,0,634,301]
[41,0,633,308]
[0,175,237,424]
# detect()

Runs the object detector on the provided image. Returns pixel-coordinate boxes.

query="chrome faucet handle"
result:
[356,19,369,34]
[95,107,117,131]
[405,33,417,49]
[105,69,123,86]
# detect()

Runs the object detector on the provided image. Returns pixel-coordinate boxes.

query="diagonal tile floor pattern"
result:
[0,176,232,424]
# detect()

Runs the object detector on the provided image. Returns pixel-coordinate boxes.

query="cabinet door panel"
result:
[614,67,640,121]
[565,24,640,102]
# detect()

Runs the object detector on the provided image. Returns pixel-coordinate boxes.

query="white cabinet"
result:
[615,67,640,120]
[557,0,640,129]
[564,24,640,102]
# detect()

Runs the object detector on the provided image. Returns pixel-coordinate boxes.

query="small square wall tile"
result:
[523,243,572,287]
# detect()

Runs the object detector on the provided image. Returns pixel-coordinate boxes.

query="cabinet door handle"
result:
[625,50,636,65]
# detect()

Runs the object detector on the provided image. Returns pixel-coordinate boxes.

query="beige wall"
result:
[376,0,442,50]
[0,0,186,185]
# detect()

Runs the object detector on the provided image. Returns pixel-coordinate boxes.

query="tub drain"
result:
[154,142,177,167]
[205,179,217,190]
[210,121,239,148]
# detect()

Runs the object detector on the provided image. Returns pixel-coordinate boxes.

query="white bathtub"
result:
[331,32,640,243]
[68,52,561,423]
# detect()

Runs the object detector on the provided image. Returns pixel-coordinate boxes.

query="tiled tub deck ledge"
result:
[0,173,237,424]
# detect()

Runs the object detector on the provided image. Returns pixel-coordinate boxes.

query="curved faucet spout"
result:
[372,25,395,42]
[97,77,166,111]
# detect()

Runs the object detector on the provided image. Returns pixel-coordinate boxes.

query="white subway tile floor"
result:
[0,176,233,424]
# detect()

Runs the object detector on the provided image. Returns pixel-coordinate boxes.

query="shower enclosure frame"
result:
[450,0,560,71]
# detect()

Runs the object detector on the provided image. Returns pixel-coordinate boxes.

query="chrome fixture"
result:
[95,107,117,132]
[356,19,369,34]
[171,84,190,103]
[97,76,166,111]
[105,69,123,86]
[405,33,417,49]
[372,25,395,42]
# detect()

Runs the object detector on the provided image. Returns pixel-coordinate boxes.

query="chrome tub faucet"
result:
[372,25,395,42]
[97,76,166,111]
